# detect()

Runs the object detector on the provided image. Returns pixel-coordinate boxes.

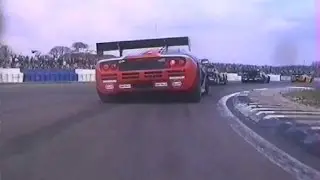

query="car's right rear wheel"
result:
[187,70,201,103]
[187,84,201,103]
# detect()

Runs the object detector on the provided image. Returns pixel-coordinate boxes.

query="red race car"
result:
[95,37,210,103]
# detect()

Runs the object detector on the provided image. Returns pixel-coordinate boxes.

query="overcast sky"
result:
[2,0,316,65]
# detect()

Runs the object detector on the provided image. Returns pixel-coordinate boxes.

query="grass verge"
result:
[283,89,320,108]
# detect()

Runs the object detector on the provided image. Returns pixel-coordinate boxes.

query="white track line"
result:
[248,102,261,105]
[264,114,320,120]
[248,103,282,106]
[249,108,304,112]
[253,88,268,91]
[310,126,320,130]
[288,86,314,90]
[218,87,320,180]
[295,120,320,125]
[247,105,282,109]
[256,111,320,116]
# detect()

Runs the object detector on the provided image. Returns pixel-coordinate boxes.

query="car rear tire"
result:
[222,76,227,85]
[187,68,202,103]
[188,85,201,103]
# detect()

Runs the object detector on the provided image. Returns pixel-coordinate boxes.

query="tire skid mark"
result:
[0,103,120,160]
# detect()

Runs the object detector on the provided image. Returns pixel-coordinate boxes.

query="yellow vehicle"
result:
[291,73,313,83]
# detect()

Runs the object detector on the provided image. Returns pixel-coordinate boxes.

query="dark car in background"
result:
[241,70,270,83]
[201,60,227,85]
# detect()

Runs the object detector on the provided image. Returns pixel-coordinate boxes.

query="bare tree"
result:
[0,1,3,42]
[31,50,42,57]
[0,44,13,61]
[71,42,88,52]
[40,54,51,60]
[273,38,298,66]
[49,46,71,59]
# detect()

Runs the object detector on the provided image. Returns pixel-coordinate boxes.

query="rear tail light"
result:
[166,58,186,67]
[100,63,118,71]
[169,60,176,66]
[110,64,117,70]
[102,64,109,70]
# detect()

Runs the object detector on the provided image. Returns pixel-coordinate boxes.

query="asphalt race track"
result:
[0,82,300,180]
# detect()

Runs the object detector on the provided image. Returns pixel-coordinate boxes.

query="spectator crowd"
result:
[0,52,112,70]
[212,63,320,76]
[1,53,319,77]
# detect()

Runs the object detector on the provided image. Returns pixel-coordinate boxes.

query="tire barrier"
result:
[75,69,96,82]
[0,68,24,83]
[22,69,78,82]
[227,73,241,81]
[0,68,286,83]
[280,75,291,81]
[269,74,281,81]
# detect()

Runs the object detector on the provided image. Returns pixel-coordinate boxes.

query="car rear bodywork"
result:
[95,37,208,102]
[96,55,198,95]
[241,70,270,83]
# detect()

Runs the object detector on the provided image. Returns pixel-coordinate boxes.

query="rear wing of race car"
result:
[96,36,190,57]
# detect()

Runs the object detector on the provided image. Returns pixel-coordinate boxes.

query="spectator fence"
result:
[0,68,289,83]
[1,57,320,83]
